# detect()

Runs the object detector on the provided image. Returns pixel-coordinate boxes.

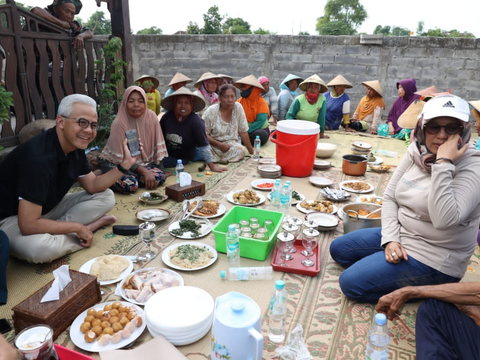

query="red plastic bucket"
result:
[269,120,319,177]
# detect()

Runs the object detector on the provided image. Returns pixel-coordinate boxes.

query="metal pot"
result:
[341,203,382,233]
[342,154,367,176]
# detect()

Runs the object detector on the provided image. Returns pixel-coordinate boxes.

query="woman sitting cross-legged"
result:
[99,86,168,194]
[330,95,480,303]
[203,84,254,164]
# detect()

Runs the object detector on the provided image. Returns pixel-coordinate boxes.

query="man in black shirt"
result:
[0,94,136,263]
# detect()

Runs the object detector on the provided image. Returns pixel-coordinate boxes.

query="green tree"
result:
[316,0,367,35]
[373,25,391,35]
[298,31,310,35]
[254,28,273,34]
[391,26,410,36]
[84,11,111,35]
[0,1,31,10]
[223,17,251,34]
[420,28,475,38]
[186,21,201,34]
[202,5,223,34]
[416,21,424,35]
[136,26,162,35]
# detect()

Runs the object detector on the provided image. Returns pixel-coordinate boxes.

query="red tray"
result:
[271,239,320,277]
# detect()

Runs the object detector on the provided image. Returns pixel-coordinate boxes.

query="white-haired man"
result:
[0,94,136,263]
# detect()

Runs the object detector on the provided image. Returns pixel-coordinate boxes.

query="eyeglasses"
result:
[61,116,98,131]
[424,123,463,136]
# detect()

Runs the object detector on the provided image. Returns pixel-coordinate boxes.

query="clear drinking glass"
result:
[276,232,295,266]
[139,221,156,260]
[301,228,319,267]
[282,222,299,253]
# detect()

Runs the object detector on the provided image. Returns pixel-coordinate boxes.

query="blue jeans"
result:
[329,228,460,303]
[416,299,480,359]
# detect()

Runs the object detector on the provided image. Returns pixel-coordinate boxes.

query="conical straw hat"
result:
[194,72,222,89]
[233,74,265,91]
[398,99,425,129]
[134,74,159,89]
[299,74,328,93]
[469,100,480,113]
[161,87,206,113]
[361,80,383,97]
[168,72,193,86]
[327,75,352,89]
[217,73,233,80]
[414,86,439,97]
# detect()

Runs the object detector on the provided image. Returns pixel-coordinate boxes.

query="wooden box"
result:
[12,270,101,340]
[165,180,205,202]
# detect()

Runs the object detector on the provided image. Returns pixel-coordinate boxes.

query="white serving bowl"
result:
[316,143,337,158]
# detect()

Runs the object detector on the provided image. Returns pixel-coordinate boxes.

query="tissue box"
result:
[165,180,205,202]
[12,270,101,340]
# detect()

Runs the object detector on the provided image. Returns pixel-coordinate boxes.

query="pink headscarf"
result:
[258,76,269,85]
[101,86,168,166]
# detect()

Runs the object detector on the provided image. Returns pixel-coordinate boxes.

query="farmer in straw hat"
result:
[193,72,222,117]
[258,76,278,125]
[135,75,161,115]
[350,80,385,134]
[325,75,354,132]
[160,87,227,173]
[164,72,193,98]
[287,74,330,139]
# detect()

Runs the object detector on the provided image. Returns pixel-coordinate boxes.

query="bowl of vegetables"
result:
[139,191,168,205]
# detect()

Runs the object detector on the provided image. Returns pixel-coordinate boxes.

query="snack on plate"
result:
[121,268,182,303]
[189,200,220,217]
[342,182,371,191]
[300,200,334,213]
[80,302,142,346]
[90,255,130,281]
[169,244,214,269]
[233,190,260,204]
[359,196,383,205]
[347,208,381,219]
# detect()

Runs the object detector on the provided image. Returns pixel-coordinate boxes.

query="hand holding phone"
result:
[125,130,141,157]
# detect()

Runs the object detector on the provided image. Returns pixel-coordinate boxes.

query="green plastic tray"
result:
[212,206,285,261]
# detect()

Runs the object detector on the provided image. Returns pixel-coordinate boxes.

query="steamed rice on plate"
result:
[169,244,215,270]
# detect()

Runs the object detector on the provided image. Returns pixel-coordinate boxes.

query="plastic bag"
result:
[274,324,312,360]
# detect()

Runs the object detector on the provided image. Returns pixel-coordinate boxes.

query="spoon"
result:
[366,208,382,218]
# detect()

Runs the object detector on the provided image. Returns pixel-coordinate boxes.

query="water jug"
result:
[211,292,263,360]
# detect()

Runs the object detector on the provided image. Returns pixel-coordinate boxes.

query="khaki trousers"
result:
[0,189,115,263]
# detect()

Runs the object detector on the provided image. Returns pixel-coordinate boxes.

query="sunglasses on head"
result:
[424,123,463,135]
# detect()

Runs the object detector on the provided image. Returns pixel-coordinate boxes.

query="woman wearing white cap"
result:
[330,94,480,303]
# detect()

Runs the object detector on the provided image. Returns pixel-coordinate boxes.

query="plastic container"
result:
[253,136,261,161]
[375,150,398,158]
[226,224,241,269]
[175,159,184,183]
[268,280,287,343]
[220,266,273,281]
[269,120,320,177]
[213,206,284,261]
[366,313,390,360]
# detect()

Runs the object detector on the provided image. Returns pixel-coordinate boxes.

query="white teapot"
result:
[211,292,263,360]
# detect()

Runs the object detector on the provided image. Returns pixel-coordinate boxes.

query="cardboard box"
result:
[12,270,101,340]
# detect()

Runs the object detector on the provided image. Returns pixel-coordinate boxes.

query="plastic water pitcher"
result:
[211,292,263,360]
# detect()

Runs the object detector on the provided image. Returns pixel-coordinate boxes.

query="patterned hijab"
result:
[199,80,219,106]
[101,86,168,166]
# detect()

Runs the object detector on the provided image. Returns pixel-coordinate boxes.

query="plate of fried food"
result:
[118,267,184,306]
[226,189,265,206]
[339,180,374,194]
[70,301,146,352]
[79,255,133,286]
[296,199,337,214]
[162,242,218,272]
[186,199,226,219]
[357,195,383,205]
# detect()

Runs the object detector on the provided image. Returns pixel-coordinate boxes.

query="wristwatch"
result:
[117,164,129,174]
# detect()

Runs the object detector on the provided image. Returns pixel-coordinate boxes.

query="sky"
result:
[75,0,480,37]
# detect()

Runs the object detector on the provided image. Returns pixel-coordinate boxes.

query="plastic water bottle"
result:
[279,184,291,212]
[271,179,282,209]
[374,150,398,158]
[220,266,273,281]
[268,280,288,343]
[175,159,184,183]
[285,181,293,207]
[226,224,241,269]
[253,135,261,161]
[85,146,98,154]
[366,313,390,360]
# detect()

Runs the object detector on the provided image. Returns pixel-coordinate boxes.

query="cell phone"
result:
[125,130,141,157]
[0,318,12,334]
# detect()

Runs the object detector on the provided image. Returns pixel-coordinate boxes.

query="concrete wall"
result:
[131,35,480,119]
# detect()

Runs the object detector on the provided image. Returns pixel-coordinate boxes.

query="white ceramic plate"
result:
[314,159,331,170]
[79,256,133,286]
[190,204,226,219]
[117,267,184,306]
[296,201,338,215]
[251,179,275,191]
[69,301,146,352]
[168,220,213,239]
[139,192,168,205]
[305,211,339,228]
[309,176,333,187]
[258,158,276,165]
[226,190,266,207]
[257,164,282,173]
[352,140,372,150]
[161,242,218,271]
[367,156,384,166]
[266,191,305,206]
[136,208,170,222]
[357,195,384,205]
[339,180,375,194]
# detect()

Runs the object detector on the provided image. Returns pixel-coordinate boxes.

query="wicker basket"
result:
[12,270,101,340]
